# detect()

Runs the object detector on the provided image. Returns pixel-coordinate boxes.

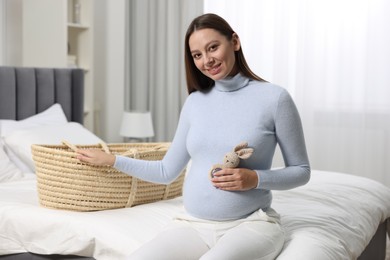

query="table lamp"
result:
[119,111,154,142]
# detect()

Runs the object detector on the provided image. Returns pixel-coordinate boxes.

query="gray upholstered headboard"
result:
[0,66,84,124]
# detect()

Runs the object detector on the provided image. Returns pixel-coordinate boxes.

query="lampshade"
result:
[119,111,154,138]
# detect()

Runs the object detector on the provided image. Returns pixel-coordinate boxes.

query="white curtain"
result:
[205,0,390,187]
[126,0,203,141]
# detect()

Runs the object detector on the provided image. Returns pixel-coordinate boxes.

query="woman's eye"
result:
[193,54,201,59]
[209,45,218,51]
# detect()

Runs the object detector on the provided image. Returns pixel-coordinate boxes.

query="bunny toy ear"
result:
[233,142,249,152]
[237,148,254,159]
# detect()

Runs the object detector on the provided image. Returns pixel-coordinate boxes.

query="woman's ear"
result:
[232,33,241,51]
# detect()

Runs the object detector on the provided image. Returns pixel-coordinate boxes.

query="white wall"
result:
[0,0,4,64]
[0,0,22,66]
[0,0,125,142]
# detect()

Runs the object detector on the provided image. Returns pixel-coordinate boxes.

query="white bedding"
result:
[0,170,389,260]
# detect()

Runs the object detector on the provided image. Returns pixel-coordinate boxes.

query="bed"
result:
[0,66,389,260]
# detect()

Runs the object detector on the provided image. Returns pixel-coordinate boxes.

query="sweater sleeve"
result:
[113,98,192,184]
[256,90,311,190]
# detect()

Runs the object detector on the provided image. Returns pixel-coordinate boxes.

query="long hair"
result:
[184,13,266,94]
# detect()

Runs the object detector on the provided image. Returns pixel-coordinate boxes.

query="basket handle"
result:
[153,143,170,150]
[120,148,139,159]
[120,143,169,157]
[61,140,111,154]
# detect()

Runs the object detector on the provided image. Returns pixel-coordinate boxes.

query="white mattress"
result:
[0,170,389,260]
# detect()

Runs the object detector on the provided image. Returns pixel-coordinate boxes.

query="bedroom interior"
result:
[0,0,389,259]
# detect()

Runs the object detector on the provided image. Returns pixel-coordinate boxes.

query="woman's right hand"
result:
[76,149,116,166]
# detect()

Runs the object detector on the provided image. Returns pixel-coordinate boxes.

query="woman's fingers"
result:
[211,168,258,191]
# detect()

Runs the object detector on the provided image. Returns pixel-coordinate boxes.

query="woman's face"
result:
[189,28,240,81]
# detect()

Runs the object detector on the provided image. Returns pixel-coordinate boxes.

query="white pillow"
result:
[2,122,103,172]
[0,103,68,137]
[1,145,32,173]
[0,143,24,182]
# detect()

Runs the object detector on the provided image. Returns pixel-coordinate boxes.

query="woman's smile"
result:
[207,63,222,76]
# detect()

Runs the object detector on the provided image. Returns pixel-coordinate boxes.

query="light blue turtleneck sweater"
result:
[114,73,310,221]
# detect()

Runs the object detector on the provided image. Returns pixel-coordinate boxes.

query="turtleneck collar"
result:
[214,73,250,92]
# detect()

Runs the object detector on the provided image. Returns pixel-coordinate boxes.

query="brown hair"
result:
[185,13,266,94]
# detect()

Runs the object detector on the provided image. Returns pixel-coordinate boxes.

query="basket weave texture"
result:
[31,142,185,211]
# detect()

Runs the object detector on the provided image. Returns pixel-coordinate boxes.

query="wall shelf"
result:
[67,23,89,29]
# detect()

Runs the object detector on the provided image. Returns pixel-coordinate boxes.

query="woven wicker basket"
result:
[31,141,185,211]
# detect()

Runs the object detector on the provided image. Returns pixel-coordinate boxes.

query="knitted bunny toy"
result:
[209,142,254,178]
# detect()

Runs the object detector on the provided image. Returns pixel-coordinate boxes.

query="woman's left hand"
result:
[211,168,258,191]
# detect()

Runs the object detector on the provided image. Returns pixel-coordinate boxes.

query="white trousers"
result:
[128,208,285,260]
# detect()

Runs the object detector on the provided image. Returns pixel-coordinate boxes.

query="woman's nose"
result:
[204,55,214,66]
